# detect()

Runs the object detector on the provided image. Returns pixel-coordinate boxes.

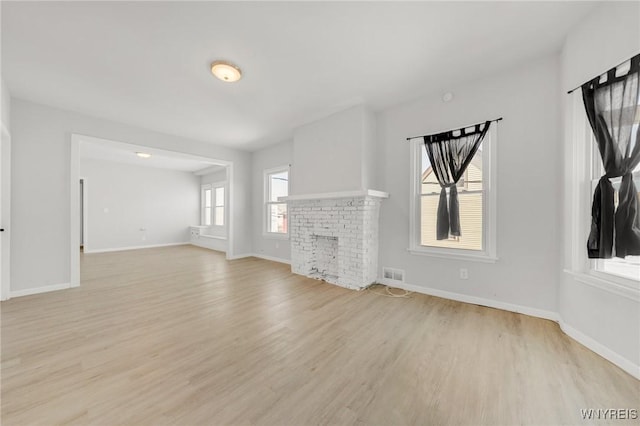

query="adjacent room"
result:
[77,137,230,256]
[0,1,638,425]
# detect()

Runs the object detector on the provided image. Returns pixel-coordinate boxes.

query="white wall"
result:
[377,55,561,314]
[10,99,252,293]
[291,105,377,195]
[1,79,10,131]
[251,140,292,262]
[562,2,640,93]
[201,169,227,185]
[79,159,199,252]
[559,1,640,375]
[362,109,378,191]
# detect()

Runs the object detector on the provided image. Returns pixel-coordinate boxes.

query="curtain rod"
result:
[405,117,502,141]
[566,53,639,94]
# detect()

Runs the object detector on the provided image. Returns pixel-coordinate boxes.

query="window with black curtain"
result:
[582,54,640,265]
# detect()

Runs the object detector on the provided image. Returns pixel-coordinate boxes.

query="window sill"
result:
[563,269,640,302]
[199,235,227,241]
[407,247,498,263]
[263,233,289,241]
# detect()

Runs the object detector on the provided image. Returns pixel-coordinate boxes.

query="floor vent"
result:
[382,267,404,283]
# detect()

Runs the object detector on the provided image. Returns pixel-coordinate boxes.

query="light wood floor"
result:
[1,245,638,425]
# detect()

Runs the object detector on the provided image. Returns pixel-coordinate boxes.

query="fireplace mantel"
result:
[280,189,388,202]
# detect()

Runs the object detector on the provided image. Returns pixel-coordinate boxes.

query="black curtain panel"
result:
[423,121,491,240]
[582,53,640,259]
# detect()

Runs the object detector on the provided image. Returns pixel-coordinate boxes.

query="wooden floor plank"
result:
[1,245,638,425]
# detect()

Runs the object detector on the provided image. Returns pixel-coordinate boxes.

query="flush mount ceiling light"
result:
[136,152,152,159]
[211,60,242,82]
[442,92,454,102]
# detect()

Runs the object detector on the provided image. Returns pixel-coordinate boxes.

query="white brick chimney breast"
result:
[286,105,388,289]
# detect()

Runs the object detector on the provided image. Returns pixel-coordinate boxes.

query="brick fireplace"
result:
[285,190,388,290]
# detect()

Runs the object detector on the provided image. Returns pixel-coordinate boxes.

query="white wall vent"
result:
[382,267,404,283]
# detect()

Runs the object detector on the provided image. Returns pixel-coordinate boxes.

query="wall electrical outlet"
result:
[459,268,469,280]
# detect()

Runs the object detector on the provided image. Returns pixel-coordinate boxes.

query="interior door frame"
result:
[1,124,11,301]
[79,177,88,249]
[69,134,235,288]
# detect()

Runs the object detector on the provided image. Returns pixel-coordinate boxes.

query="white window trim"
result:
[408,123,497,263]
[202,181,227,228]
[565,91,639,296]
[201,184,212,226]
[211,181,226,228]
[588,129,639,283]
[263,165,290,239]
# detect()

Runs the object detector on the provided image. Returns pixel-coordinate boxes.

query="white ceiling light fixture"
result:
[211,60,242,82]
[136,152,152,159]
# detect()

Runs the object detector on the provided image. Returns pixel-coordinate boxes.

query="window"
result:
[201,185,212,226]
[265,167,289,235]
[214,186,225,226]
[566,85,639,295]
[202,183,225,227]
[587,106,640,282]
[409,126,496,261]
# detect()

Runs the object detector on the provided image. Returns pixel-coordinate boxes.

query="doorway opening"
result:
[70,134,234,288]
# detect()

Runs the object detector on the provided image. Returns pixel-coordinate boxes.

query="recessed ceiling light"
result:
[136,152,152,159]
[442,92,454,102]
[211,60,242,82]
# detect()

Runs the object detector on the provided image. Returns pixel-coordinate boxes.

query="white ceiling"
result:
[79,136,224,173]
[2,1,597,151]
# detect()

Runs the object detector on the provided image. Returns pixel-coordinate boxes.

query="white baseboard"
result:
[9,282,73,298]
[380,279,558,321]
[190,238,227,253]
[251,253,291,265]
[225,253,253,260]
[224,253,291,264]
[380,278,639,380]
[190,243,226,254]
[83,242,189,254]
[558,320,640,380]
